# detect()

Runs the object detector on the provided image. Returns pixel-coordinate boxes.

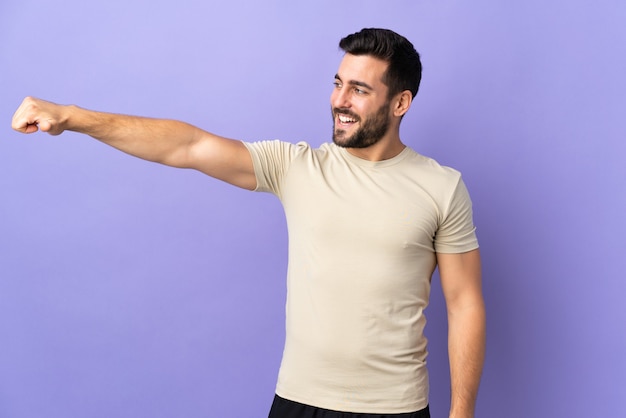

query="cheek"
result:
[330,90,340,107]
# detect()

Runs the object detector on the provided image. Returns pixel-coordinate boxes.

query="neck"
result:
[345,133,405,162]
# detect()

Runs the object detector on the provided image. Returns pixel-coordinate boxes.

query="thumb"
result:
[38,118,64,135]
[38,119,52,132]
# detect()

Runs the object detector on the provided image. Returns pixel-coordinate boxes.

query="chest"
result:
[281,161,442,253]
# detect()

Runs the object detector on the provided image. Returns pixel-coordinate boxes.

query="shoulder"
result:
[400,147,464,194]
[242,140,312,165]
[404,147,461,178]
[249,141,342,164]
[244,139,320,156]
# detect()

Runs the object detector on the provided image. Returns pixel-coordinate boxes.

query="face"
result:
[331,54,393,149]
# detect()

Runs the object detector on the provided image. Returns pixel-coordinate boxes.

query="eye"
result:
[333,81,342,89]
[354,88,366,95]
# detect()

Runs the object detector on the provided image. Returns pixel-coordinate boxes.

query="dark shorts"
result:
[268,395,430,418]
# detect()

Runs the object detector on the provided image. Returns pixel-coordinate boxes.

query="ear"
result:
[392,90,413,117]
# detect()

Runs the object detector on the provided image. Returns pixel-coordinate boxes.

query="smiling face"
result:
[331,54,394,149]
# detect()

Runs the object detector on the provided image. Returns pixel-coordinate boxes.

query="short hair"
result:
[339,28,422,99]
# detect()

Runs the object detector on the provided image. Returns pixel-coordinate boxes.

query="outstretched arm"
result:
[437,249,486,418]
[11,97,257,190]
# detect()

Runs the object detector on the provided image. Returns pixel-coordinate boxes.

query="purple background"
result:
[1,1,625,417]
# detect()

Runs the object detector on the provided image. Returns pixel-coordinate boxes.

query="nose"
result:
[331,86,351,109]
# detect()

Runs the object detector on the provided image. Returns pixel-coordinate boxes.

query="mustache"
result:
[333,108,360,121]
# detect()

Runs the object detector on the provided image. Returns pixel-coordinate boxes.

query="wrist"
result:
[61,104,80,132]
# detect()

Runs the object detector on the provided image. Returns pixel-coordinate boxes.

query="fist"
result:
[11,97,67,136]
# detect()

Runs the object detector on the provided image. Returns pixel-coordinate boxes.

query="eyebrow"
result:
[334,74,374,91]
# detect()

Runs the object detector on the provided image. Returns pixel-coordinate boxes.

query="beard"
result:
[332,101,391,149]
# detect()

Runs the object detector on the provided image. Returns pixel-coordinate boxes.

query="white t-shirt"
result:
[245,140,479,414]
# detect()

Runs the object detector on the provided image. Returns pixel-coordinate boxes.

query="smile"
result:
[338,115,357,124]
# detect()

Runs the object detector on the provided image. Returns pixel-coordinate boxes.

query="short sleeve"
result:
[243,140,295,196]
[434,177,479,253]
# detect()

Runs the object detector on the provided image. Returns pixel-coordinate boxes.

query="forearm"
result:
[12,97,205,167]
[62,105,201,167]
[12,97,257,189]
[447,302,486,418]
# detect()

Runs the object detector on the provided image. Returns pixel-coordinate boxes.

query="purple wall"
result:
[1,1,624,417]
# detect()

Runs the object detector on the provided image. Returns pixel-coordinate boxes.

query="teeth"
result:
[338,115,356,123]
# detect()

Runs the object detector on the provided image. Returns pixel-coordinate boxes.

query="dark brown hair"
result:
[339,28,422,99]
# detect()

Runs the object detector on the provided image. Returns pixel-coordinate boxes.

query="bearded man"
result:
[12,28,485,418]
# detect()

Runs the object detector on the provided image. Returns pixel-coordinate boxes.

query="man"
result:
[12,28,485,418]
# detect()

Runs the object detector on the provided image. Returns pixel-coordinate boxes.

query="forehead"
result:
[336,54,389,89]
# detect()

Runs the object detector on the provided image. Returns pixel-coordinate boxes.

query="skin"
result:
[11,52,485,418]
[11,98,257,190]
[332,99,391,150]
[330,54,411,161]
[438,250,485,418]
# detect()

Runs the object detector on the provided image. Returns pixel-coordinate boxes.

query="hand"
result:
[12,97,68,136]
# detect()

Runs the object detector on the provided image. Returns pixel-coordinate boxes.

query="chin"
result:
[333,139,349,148]
[332,129,347,146]
[332,134,352,148]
